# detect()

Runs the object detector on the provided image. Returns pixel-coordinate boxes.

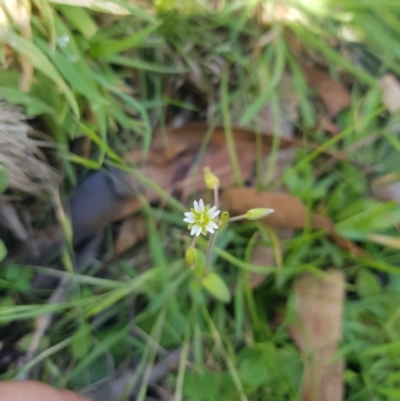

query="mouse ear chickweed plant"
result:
[183,167,274,302]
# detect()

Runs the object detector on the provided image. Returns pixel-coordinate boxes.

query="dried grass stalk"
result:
[0,101,59,196]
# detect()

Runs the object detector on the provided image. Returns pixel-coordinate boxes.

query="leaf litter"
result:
[290,270,345,401]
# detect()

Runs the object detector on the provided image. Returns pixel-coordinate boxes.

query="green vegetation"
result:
[1,0,400,400]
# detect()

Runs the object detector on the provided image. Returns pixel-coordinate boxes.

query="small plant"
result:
[183,167,274,302]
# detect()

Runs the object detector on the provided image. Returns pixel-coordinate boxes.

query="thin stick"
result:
[205,185,219,273]
[18,277,69,380]
[213,185,219,208]
[189,236,198,249]
[205,233,216,274]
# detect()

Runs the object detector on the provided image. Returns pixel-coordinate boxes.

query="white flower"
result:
[183,199,221,236]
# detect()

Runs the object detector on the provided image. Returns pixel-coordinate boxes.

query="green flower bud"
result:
[219,211,230,228]
[186,247,198,267]
[204,167,220,189]
[245,208,274,220]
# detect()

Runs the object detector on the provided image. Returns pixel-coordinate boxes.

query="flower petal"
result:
[184,217,195,223]
[184,212,194,218]
[211,209,221,218]
[209,221,219,229]
[190,226,197,236]
[193,200,200,213]
[207,226,215,234]
[199,199,204,211]
[195,225,202,236]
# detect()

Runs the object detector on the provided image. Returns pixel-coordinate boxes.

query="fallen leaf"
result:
[145,124,346,196]
[302,66,350,118]
[290,270,345,401]
[226,187,367,256]
[114,216,147,257]
[227,187,333,230]
[379,74,400,113]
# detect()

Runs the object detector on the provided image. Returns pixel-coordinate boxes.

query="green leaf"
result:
[0,87,54,116]
[105,55,185,73]
[4,265,34,292]
[379,387,400,399]
[66,153,101,169]
[336,201,400,232]
[191,250,206,278]
[183,370,220,399]
[1,31,79,117]
[240,38,286,125]
[239,357,268,388]
[0,166,8,193]
[0,70,20,86]
[19,333,50,352]
[0,240,7,262]
[48,0,129,15]
[356,269,381,298]
[71,326,91,358]
[35,15,105,104]
[37,39,102,101]
[91,72,152,155]
[78,122,123,164]
[201,272,231,303]
[90,22,160,58]
[58,5,98,38]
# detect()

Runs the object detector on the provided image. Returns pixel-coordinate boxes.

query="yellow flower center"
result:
[188,205,216,234]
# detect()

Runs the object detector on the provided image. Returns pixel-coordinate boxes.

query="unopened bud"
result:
[219,211,230,228]
[186,247,198,267]
[245,208,274,220]
[204,167,220,189]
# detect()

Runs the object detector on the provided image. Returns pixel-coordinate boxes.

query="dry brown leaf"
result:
[302,66,350,118]
[0,381,89,401]
[226,187,367,256]
[152,124,344,196]
[379,74,400,113]
[114,216,147,257]
[227,187,333,230]
[290,270,345,401]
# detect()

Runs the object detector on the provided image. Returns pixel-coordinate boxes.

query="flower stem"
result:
[228,214,246,222]
[213,185,219,208]
[205,185,219,273]
[189,236,198,249]
[205,233,216,274]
